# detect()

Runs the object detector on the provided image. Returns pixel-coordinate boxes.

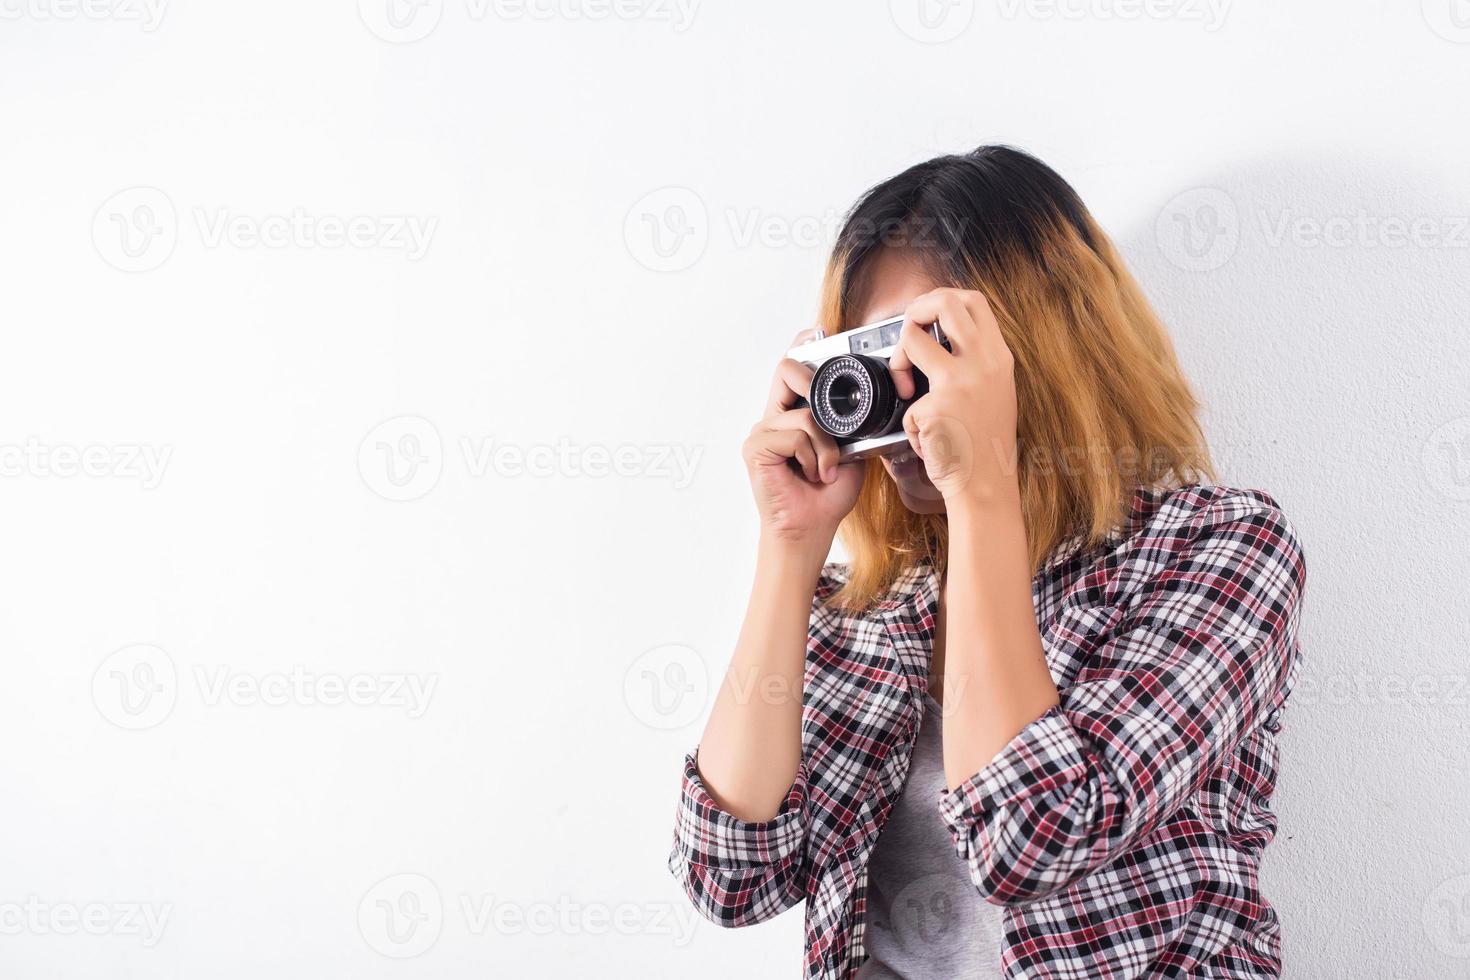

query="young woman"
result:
[668,146,1305,979]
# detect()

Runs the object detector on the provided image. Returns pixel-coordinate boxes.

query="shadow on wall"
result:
[1116,158,1470,972]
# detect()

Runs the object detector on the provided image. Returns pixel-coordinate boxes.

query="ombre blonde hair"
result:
[823,146,1214,609]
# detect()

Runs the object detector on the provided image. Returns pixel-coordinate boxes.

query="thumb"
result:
[831,459,865,493]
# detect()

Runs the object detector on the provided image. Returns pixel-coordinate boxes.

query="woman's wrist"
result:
[944,474,1024,531]
[757,528,834,580]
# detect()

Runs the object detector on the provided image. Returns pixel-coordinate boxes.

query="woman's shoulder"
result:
[1128,483,1298,540]
[809,559,939,640]
[1118,483,1306,588]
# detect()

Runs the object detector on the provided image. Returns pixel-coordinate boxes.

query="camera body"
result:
[787,315,948,460]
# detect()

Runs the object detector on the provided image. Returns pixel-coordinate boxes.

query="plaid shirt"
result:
[669,485,1306,979]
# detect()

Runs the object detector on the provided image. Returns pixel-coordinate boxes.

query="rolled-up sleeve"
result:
[667,567,845,926]
[940,491,1306,906]
[668,752,810,926]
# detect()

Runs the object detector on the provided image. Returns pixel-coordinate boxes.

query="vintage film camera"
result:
[786,315,948,459]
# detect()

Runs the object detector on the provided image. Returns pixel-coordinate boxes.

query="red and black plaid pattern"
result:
[670,485,1306,979]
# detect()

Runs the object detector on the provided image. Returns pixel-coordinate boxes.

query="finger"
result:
[904,289,979,354]
[902,393,930,459]
[953,290,1009,361]
[888,320,954,399]
[746,426,820,483]
[764,408,842,482]
[765,358,816,416]
[788,326,824,347]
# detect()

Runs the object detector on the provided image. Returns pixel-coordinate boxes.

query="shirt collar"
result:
[874,559,941,703]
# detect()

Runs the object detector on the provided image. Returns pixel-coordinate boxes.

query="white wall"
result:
[1,1,1467,977]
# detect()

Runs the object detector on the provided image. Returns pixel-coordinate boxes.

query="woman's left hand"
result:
[888,287,1020,510]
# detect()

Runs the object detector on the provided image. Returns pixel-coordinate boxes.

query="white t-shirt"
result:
[855,693,1006,979]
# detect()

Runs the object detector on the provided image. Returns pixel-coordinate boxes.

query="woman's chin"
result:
[898,488,947,514]
[881,450,946,513]
[890,475,947,514]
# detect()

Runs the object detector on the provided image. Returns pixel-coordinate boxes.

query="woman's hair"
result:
[821,145,1214,609]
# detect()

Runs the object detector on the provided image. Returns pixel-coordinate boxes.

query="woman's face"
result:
[852,249,947,515]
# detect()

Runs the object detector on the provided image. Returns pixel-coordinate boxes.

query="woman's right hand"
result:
[743,331,865,547]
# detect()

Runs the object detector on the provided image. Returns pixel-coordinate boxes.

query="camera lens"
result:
[808,354,902,440]
[826,375,866,418]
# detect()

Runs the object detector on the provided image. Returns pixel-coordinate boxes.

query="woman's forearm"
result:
[941,484,1060,790]
[694,533,827,822]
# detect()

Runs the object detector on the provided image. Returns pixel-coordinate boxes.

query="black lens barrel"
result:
[808,354,901,440]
